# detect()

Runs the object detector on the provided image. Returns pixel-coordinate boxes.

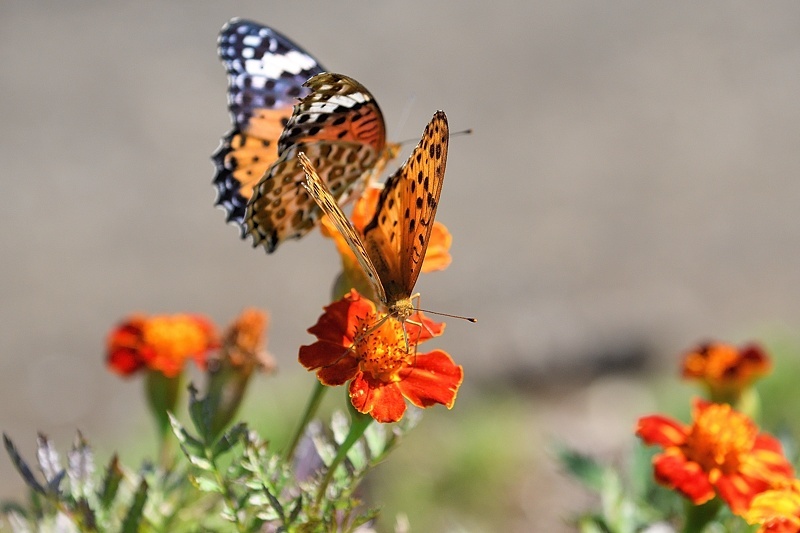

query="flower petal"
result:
[403,312,445,346]
[299,340,348,371]
[715,472,771,515]
[307,290,375,346]
[317,355,360,386]
[107,347,145,376]
[396,350,463,409]
[421,221,452,273]
[652,450,716,505]
[636,415,688,448]
[744,486,800,531]
[349,373,407,423]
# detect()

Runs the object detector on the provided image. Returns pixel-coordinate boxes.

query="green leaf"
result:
[193,476,223,493]
[211,423,247,458]
[74,498,98,531]
[45,471,66,497]
[362,422,387,459]
[261,485,285,521]
[98,455,123,509]
[36,433,63,484]
[3,433,45,494]
[577,515,611,533]
[185,453,214,471]
[67,432,94,498]
[287,495,303,524]
[120,478,148,533]
[555,443,607,491]
[168,412,204,454]
[188,383,214,443]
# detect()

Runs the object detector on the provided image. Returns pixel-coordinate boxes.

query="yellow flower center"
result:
[354,315,414,382]
[684,403,757,477]
[143,316,209,362]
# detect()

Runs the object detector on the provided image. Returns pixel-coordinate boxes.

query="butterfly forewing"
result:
[298,153,386,303]
[246,73,394,253]
[213,18,325,231]
[362,111,449,305]
[277,73,387,155]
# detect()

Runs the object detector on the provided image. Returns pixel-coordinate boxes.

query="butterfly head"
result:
[388,298,415,324]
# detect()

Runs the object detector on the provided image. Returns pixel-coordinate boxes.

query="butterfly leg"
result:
[325,312,394,368]
[409,292,436,337]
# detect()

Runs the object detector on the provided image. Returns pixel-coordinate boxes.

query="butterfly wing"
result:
[298,153,387,303]
[246,73,391,253]
[362,111,449,306]
[213,18,325,232]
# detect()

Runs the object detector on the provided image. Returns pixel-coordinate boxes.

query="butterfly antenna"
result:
[416,308,477,323]
[396,128,473,146]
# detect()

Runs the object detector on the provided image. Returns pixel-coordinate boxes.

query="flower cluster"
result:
[635,341,800,532]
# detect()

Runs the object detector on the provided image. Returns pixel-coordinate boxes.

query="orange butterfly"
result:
[244,72,399,252]
[299,111,449,327]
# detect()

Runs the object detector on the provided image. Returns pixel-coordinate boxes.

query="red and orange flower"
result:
[636,399,793,514]
[682,341,771,402]
[742,479,800,533]
[106,313,219,378]
[299,289,463,423]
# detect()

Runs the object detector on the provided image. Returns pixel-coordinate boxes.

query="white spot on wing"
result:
[242,35,263,47]
[244,50,316,78]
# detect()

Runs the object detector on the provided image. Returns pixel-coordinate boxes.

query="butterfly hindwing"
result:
[246,142,380,252]
[213,18,325,231]
[362,111,449,305]
[246,73,394,253]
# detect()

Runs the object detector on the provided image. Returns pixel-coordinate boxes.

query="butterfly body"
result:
[300,111,449,325]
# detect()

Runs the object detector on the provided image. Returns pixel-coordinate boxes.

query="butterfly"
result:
[213,18,325,232]
[299,110,449,326]
[213,19,399,253]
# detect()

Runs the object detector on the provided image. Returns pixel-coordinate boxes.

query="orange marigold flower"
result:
[106,313,219,378]
[213,308,275,373]
[298,289,463,423]
[636,399,793,514]
[743,480,800,533]
[682,341,771,398]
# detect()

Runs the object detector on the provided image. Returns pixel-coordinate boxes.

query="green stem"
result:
[145,372,182,469]
[285,380,328,463]
[314,412,373,509]
[682,498,721,533]
[206,450,248,533]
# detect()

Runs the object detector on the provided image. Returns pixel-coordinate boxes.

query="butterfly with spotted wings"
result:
[299,111,474,338]
[213,19,399,253]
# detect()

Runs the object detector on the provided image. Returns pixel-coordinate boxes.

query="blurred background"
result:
[4,2,800,531]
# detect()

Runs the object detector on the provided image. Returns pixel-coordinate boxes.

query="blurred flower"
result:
[320,185,452,300]
[298,289,463,423]
[204,308,275,438]
[743,480,800,533]
[682,341,771,404]
[106,313,218,378]
[636,399,793,514]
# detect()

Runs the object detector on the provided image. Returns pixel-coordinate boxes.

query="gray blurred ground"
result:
[3,1,800,530]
